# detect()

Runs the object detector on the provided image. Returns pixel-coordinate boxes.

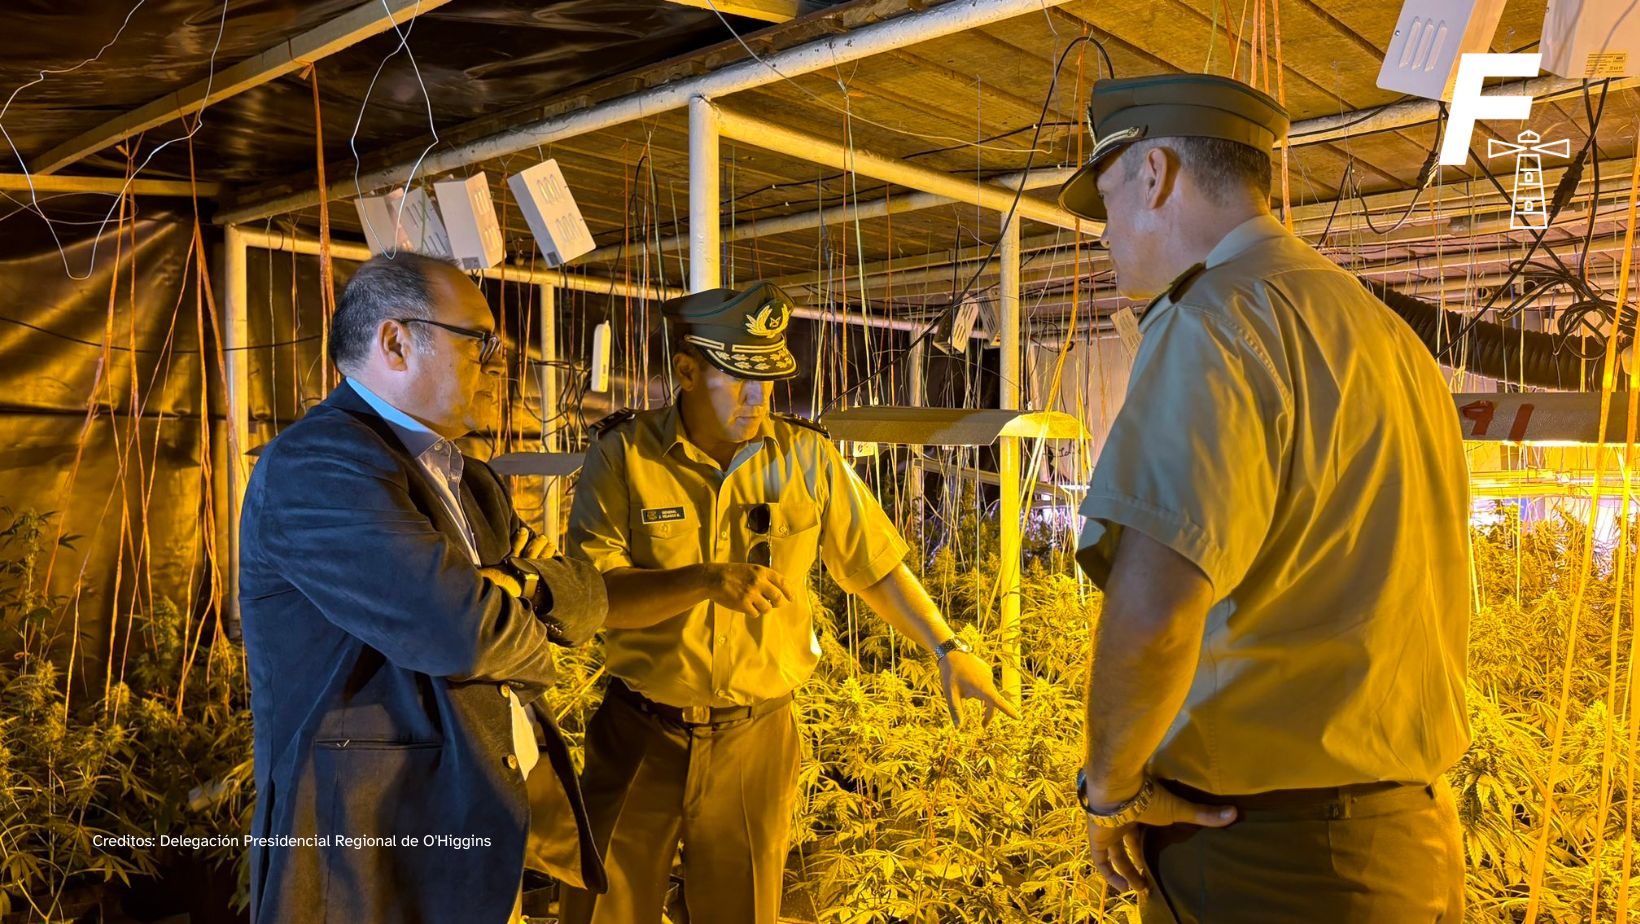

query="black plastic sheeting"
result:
[0,0,775,184]
[0,209,223,693]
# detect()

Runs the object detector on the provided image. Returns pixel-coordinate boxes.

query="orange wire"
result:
[1044,27,1089,414]
[1271,0,1293,230]
[1583,92,1633,921]
[1523,140,1640,924]
[103,145,140,713]
[1249,0,1261,90]
[1607,124,1640,924]
[307,68,337,391]
[1231,0,1250,81]
[1218,0,1241,71]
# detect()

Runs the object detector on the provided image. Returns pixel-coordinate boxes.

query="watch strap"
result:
[1077,770,1155,827]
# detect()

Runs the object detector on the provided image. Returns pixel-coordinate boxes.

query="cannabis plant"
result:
[0,507,253,920]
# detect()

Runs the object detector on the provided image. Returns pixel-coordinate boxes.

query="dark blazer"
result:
[238,384,606,924]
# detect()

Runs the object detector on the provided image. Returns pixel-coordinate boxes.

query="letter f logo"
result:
[1440,53,1541,166]
[1443,53,1541,167]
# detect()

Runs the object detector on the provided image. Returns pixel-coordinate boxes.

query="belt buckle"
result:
[681,705,712,725]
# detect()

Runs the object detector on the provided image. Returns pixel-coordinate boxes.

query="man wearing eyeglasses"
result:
[239,253,608,924]
[561,280,1019,924]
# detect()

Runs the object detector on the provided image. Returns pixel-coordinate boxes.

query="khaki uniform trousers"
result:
[1140,777,1466,923]
[561,683,801,924]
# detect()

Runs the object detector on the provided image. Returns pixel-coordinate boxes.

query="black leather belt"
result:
[1162,778,1431,820]
[608,677,792,727]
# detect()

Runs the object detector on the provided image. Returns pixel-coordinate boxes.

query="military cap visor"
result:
[663,280,799,381]
[1057,73,1290,221]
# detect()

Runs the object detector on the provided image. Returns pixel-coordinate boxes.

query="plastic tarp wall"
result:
[0,212,223,695]
[1026,334,1134,492]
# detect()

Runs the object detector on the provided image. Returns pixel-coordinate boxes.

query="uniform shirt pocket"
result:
[771,502,822,580]
[630,507,697,570]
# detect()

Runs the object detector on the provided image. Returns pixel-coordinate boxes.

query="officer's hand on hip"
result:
[700,563,793,616]
[938,651,1020,728]
[1086,785,1236,897]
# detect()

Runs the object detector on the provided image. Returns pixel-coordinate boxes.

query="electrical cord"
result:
[821,33,1113,415]
[1353,104,1444,237]
[0,0,231,281]
[699,0,1079,154]
[1577,79,1611,277]
[0,314,322,353]
[1434,80,1606,363]
[350,0,442,255]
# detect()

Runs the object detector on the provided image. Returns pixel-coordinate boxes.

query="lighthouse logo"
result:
[1487,130,1570,230]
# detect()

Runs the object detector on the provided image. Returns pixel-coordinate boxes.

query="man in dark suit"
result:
[238,252,607,924]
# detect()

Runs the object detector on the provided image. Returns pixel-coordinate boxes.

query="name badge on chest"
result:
[641,506,687,524]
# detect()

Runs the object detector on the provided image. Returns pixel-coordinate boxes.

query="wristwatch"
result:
[933,636,972,661]
[1077,769,1155,828]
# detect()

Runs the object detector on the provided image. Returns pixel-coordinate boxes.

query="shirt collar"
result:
[346,378,444,458]
[659,402,688,454]
[1204,213,1288,270]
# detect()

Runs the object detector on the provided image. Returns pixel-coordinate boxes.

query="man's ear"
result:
[1141,144,1179,210]
[673,351,701,391]
[379,319,414,372]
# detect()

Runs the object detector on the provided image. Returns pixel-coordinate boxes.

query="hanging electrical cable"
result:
[1435,83,1609,364]
[1521,126,1640,924]
[822,33,1115,415]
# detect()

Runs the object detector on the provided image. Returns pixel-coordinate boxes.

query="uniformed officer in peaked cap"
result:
[561,280,1018,924]
[1057,73,1471,921]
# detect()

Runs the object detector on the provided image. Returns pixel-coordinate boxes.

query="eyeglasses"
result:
[395,318,501,364]
[747,503,772,568]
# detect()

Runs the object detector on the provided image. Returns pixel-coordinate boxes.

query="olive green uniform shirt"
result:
[568,405,909,708]
[1077,215,1472,793]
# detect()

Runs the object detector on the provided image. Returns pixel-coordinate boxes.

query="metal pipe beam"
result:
[238,228,979,339]
[217,0,1078,225]
[1290,75,1640,147]
[689,96,721,292]
[796,169,1640,298]
[997,214,1022,699]
[236,228,685,299]
[712,105,1091,234]
[537,283,565,545]
[0,173,221,197]
[223,225,251,628]
[34,0,454,175]
[584,167,1079,265]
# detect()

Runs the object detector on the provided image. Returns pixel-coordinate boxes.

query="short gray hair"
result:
[1122,136,1272,205]
[329,252,460,370]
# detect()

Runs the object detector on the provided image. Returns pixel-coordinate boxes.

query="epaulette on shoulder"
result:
[589,408,636,438]
[1139,261,1207,318]
[1167,261,1207,303]
[773,411,829,439]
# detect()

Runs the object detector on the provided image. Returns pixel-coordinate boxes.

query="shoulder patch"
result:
[589,408,636,438]
[773,412,829,439]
